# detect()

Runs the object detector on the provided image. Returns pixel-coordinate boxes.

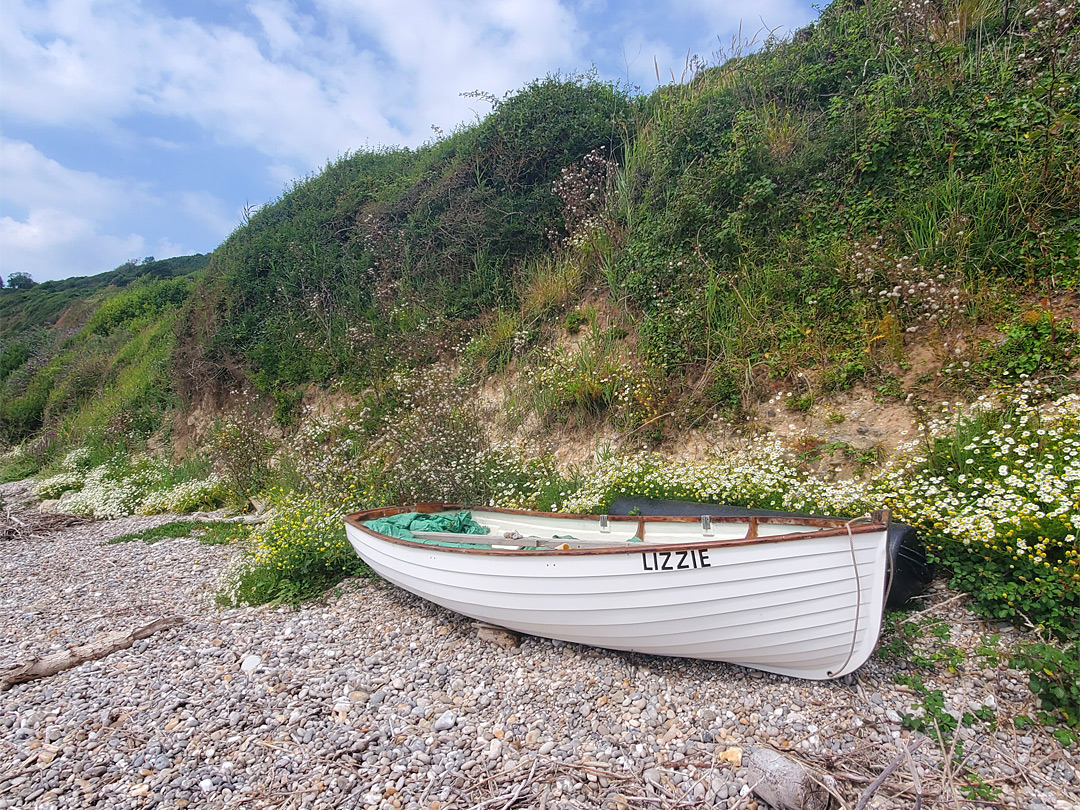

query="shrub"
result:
[60,460,152,518]
[220,492,369,606]
[138,477,229,514]
[33,471,84,499]
[889,389,1080,638]
[41,452,230,518]
[86,277,192,336]
[206,401,277,500]
[982,311,1077,381]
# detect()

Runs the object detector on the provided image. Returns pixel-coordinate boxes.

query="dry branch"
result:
[855,737,926,810]
[1,508,91,542]
[0,616,183,690]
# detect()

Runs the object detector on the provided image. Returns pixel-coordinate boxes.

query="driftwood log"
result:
[0,616,183,691]
[747,748,835,810]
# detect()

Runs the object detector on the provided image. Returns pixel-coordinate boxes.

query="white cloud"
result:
[1,0,587,172]
[0,139,147,214]
[621,35,685,90]
[0,0,819,281]
[248,0,307,57]
[0,207,146,281]
[175,191,241,240]
[150,237,193,261]
[0,139,148,279]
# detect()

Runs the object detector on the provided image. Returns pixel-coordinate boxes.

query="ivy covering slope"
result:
[175,0,1078,417]
[183,77,634,411]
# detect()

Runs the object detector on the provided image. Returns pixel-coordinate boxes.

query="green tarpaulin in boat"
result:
[364,511,491,542]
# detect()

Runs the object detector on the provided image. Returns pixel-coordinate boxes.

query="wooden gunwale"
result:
[344,505,889,558]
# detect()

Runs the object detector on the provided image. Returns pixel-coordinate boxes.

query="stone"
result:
[0,483,1067,810]
[475,625,519,649]
[432,710,456,732]
[719,747,742,766]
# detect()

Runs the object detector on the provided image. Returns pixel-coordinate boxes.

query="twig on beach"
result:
[855,737,925,810]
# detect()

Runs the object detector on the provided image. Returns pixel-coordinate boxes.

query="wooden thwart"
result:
[0,616,183,691]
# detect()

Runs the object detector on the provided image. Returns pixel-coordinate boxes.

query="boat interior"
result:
[351,505,883,551]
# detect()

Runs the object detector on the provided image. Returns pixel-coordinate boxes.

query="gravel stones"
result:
[1,480,1077,809]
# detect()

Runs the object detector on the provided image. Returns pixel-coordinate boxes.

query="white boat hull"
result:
[345,507,890,680]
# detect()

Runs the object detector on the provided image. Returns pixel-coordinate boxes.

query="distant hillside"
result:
[0,254,209,447]
[0,254,210,337]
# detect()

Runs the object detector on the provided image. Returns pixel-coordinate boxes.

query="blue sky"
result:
[1,0,818,283]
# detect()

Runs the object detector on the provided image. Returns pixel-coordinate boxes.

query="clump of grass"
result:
[460,309,526,377]
[107,521,198,545]
[517,317,663,429]
[519,255,584,320]
[197,521,244,545]
[106,520,239,545]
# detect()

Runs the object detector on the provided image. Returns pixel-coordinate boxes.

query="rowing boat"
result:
[343,504,891,679]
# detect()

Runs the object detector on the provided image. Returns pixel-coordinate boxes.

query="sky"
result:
[1,0,818,283]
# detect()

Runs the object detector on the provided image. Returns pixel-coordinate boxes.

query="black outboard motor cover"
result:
[608,497,934,609]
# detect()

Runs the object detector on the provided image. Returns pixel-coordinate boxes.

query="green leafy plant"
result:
[206,402,277,502]
[107,521,199,545]
[105,519,238,546]
[1012,641,1080,734]
[983,311,1077,380]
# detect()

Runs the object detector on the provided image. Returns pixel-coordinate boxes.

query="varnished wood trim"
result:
[343,504,889,557]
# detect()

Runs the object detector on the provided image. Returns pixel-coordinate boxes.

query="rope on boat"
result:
[829,519,863,678]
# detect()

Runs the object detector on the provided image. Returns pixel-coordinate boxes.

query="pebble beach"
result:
[1,480,1077,810]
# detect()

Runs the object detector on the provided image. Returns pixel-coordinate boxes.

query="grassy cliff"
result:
[4,0,1078,448]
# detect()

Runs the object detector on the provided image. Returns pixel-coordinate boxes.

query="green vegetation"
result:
[1,0,1077,739]
[106,520,236,546]
[0,255,208,337]
[24,449,227,517]
[0,255,209,470]
[218,491,367,606]
[1013,641,1080,739]
[6,2,1077,447]
[187,74,632,412]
